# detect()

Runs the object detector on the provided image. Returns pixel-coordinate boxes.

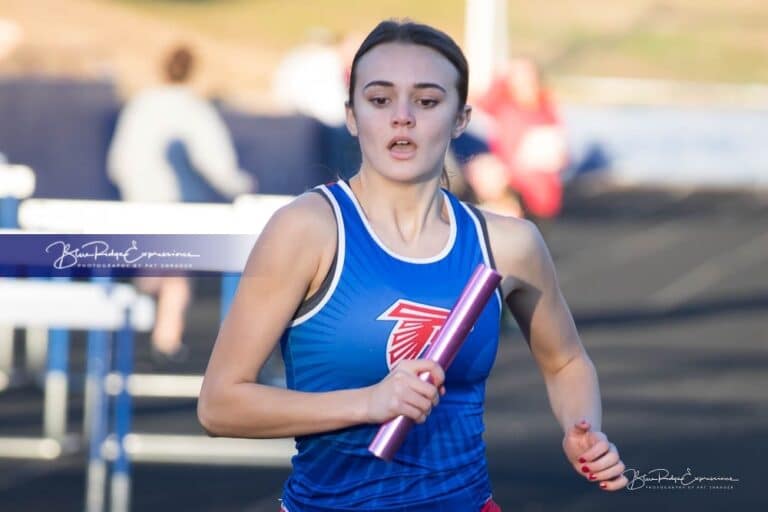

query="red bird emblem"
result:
[378,300,450,369]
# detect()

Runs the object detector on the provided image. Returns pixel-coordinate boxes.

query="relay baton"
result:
[368,263,502,461]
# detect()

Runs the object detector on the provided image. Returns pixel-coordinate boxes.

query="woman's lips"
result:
[388,139,417,160]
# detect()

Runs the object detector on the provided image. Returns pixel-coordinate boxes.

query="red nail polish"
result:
[589,474,596,480]
[578,457,586,463]
[600,482,607,489]
[581,465,590,473]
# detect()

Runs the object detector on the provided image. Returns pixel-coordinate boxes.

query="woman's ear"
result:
[453,105,472,139]
[345,101,358,137]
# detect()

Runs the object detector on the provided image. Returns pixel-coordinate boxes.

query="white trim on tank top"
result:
[459,202,504,312]
[337,179,457,264]
[290,184,346,327]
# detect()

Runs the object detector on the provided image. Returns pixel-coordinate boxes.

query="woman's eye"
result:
[370,97,390,106]
[417,98,439,108]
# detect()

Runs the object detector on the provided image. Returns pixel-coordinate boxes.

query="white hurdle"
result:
[0,163,35,216]
[14,194,295,511]
[17,197,279,234]
[0,279,154,462]
[0,163,36,390]
[120,434,295,467]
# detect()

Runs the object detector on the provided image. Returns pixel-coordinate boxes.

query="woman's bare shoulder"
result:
[242,189,337,275]
[476,208,551,281]
[266,189,336,242]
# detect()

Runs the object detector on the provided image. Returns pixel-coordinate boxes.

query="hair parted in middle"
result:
[347,19,469,109]
[346,19,470,189]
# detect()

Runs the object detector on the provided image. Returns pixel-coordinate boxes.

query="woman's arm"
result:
[485,213,627,490]
[487,215,600,431]
[197,193,444,439]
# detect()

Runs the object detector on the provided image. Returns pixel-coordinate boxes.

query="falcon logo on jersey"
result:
[378,300,450,369]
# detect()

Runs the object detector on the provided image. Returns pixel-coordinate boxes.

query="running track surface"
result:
[1,184,765,511]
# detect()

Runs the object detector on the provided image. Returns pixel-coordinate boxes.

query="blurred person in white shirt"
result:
[108,45,255,362]
[272,30,367,179]
[108,45,254,202]
[0,17,22,62]
[271,28,348,127]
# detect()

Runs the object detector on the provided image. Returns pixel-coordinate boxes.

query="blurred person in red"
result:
[108,44,255,363]
[472,57,568,226]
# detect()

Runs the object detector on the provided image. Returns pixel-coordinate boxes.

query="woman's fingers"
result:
[365,359,446,424]
[392,368,440,403]
[591,458,625,482]
[577,438,610,464]
[399,388,433,416]
[390,389,432,423]
[579,440,628,491]
[417,377,441,406]
[566,428,628,491]
[598,473,629,491]
[394,360,444,404]
[579,449,619,480]
[397,359,446,389]
[396,401,428,423]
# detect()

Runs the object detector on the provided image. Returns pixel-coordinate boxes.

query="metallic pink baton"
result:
[368,263,502,461]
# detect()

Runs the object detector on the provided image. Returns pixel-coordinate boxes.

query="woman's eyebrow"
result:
[414,82,447,93]
[363,80,446,93]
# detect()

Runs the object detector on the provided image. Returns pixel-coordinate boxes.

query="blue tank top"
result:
[279,180,502,512]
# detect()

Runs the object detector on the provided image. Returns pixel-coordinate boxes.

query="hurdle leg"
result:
[0,196,19,228]
[43,327,69,440]
[109,315,134,512]
[26,277,69,388]
[219,272,240,320]
[83,276,110,438]
[0,326,13,391]
[25,327,49,380]
[85,330,111,512]
[1,189,25,406]
[0,194,21,390]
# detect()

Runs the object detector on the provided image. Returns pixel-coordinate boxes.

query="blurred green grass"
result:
[113,0,466,48]
[112,0,768,84]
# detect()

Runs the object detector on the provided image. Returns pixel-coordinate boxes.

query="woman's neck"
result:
[348,168,448,246]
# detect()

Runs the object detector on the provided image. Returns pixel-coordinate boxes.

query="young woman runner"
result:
[198,20,627,512]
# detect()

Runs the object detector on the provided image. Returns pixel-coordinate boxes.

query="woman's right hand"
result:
[364,359,446,425]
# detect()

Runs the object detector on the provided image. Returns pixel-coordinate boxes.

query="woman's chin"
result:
[385,169,441,185]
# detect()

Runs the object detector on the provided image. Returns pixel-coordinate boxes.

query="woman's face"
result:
[347,42,470,184]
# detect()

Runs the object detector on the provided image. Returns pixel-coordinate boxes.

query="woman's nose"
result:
[391,101,415,127]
